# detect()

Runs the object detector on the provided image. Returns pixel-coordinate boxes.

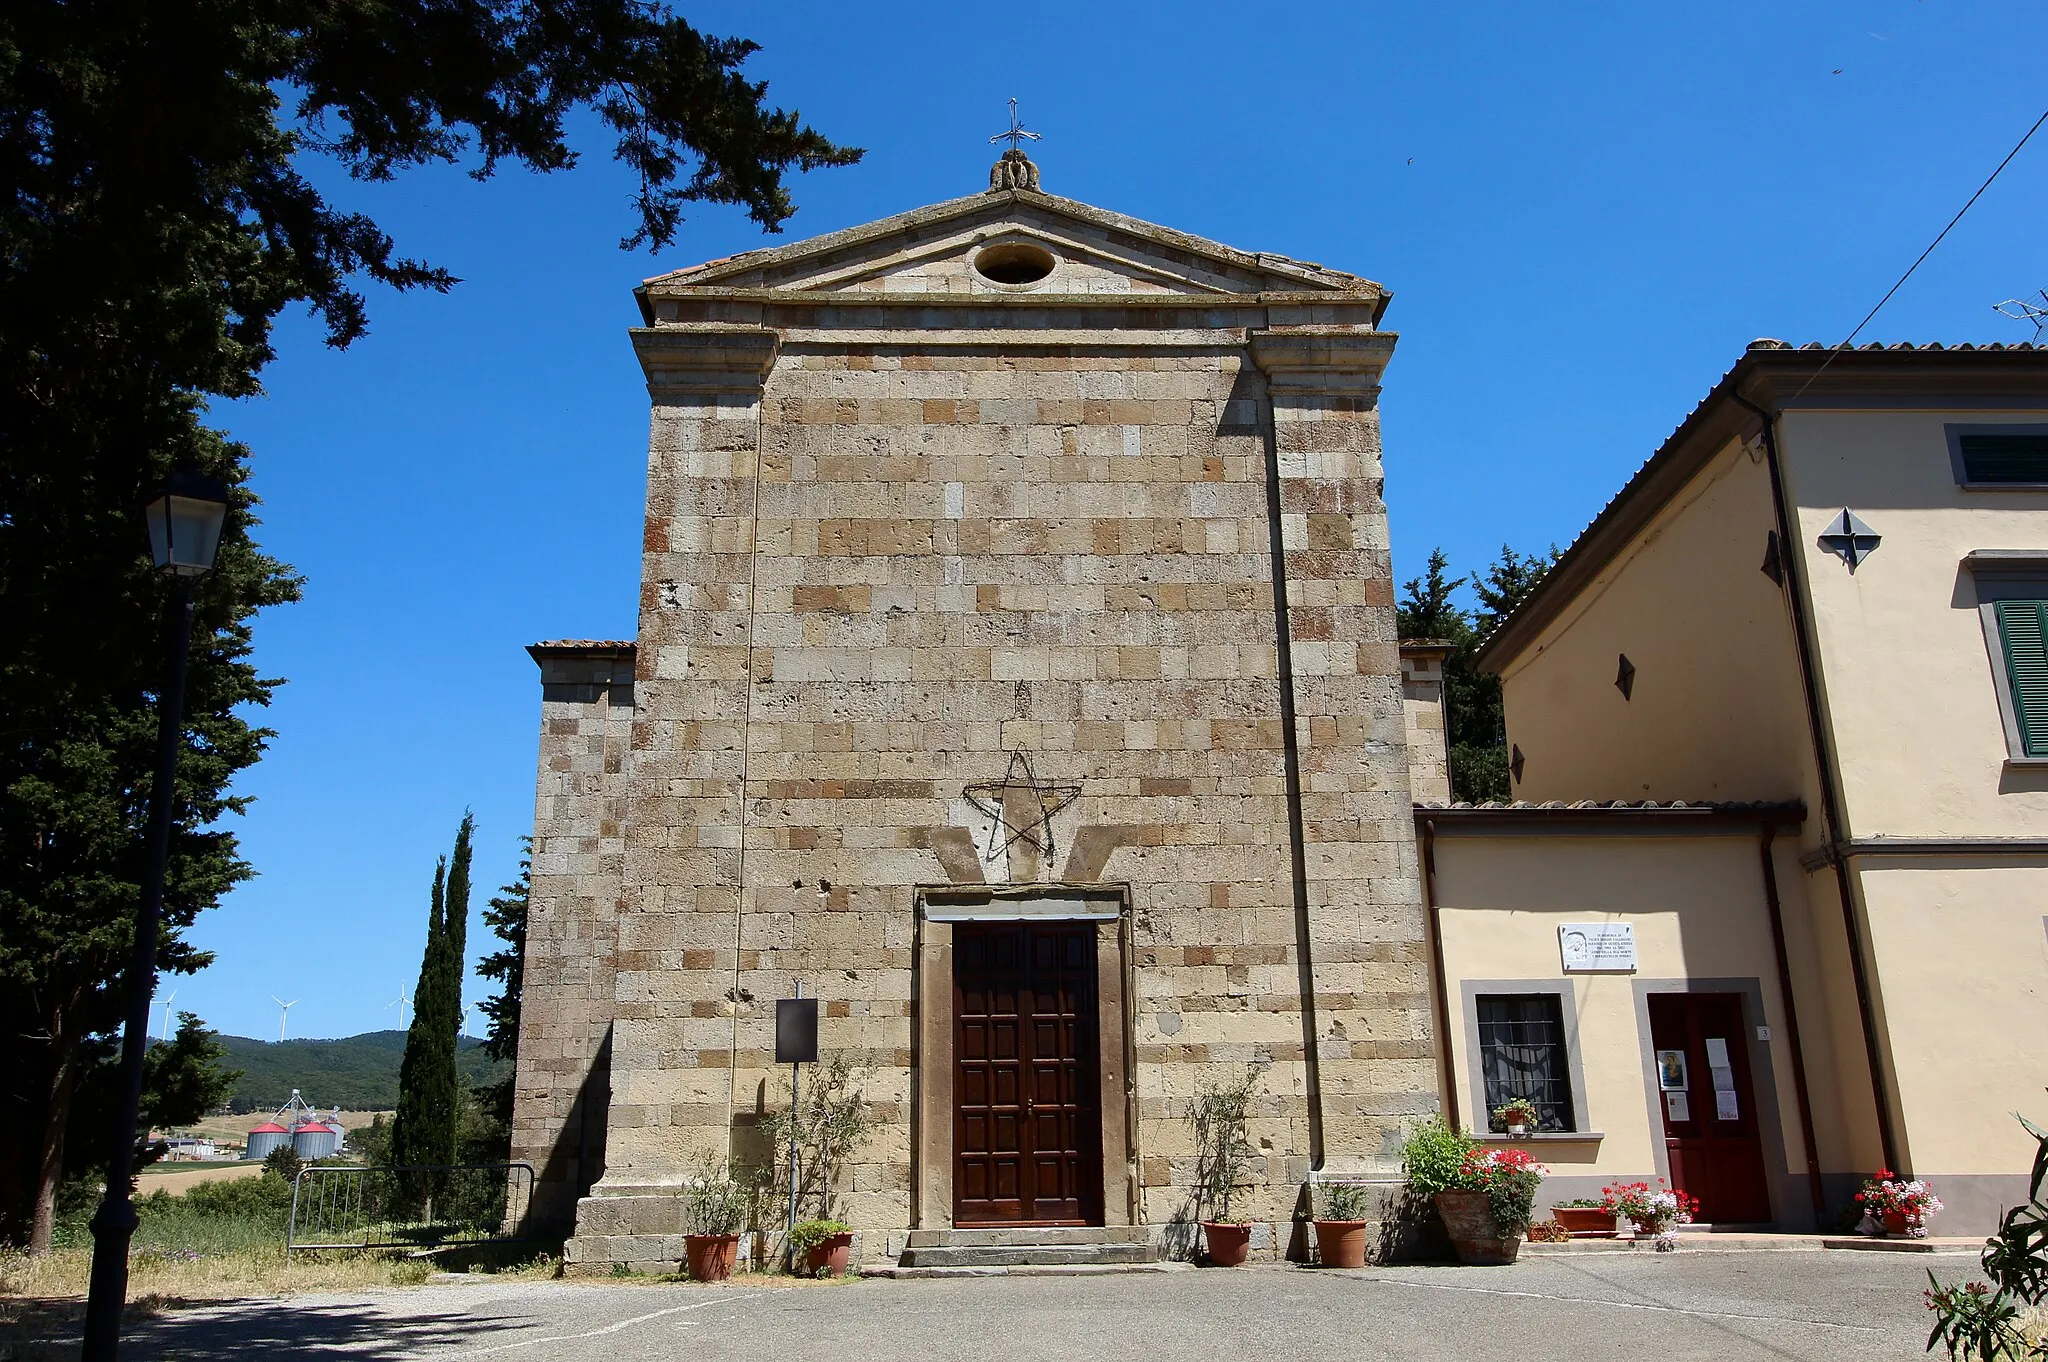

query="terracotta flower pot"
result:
[1880,1209,1921,1237]
[801,1231,854,1277]
[1201,1221,1254,1267]
[1314,1219,1370,1269]
[1551,1207,1618,1239]
[684,1233,740,1282]
[1433,1190,1522,1265]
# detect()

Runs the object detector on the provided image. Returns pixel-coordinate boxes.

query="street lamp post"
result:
[81,471,230,1361]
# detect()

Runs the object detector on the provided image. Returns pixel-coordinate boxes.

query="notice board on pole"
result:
[776,998,819,1065]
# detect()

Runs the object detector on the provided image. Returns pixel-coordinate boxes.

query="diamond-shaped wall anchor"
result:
[1615,654,1636,700]
[1818,509,1881,571]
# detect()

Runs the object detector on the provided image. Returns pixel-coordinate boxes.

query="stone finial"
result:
[989,148,1041,193]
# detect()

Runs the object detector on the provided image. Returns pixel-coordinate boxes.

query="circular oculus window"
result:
[973,241,1057,286]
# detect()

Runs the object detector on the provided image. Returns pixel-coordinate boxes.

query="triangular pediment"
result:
[640,187,1385,306]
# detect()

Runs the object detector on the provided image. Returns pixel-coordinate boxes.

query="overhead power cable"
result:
[1790,104,2048,402]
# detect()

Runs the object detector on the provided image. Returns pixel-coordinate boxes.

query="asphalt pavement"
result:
[107,1250,1975,1361]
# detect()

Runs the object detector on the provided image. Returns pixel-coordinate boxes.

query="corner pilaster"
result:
[1250,327,1438,1170]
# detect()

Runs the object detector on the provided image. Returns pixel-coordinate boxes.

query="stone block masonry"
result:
[512,172,1441,1264]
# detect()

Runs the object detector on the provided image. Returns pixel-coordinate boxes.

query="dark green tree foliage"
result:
[1398,545,1560,803]
[390,855,451,1171]
[62,1013,243,1181]
[472,846,530,1154]
[391,813,473,1175]
[0,421,296,1252]
[478,846,529,1069]
[0,0,854,1250]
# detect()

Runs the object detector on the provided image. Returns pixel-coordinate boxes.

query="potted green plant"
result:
[759,1054,877,1273]
[1491,1096,1541,1138]
[1314,1182,1374,1269]
[680,1156,754,1282]
[788,1218,855,1277]
[1189,1067,1261,1266]
[1550,1197,1618,1238]
[1401,1116,1544,1265]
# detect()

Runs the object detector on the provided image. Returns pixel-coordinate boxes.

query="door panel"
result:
[1648,992,1773,1224]
[954,921,1103,1225]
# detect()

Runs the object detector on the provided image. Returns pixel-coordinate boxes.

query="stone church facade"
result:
[512,152,1442,1266]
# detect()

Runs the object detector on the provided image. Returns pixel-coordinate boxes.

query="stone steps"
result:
[867,1262,1192,1279]
[898,1225,1159,1268]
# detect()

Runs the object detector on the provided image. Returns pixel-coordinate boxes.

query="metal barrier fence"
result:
[287,1163,535,1252]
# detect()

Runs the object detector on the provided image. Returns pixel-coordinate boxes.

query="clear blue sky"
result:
[183,0,2048,1042]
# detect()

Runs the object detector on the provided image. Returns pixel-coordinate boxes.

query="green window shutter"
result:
[1995,600,2048,756]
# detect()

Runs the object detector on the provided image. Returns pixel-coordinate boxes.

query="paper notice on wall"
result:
[1705,1038,1730,1068]
[1716,1089,1740,1121]
[1666,1090,1690,1123]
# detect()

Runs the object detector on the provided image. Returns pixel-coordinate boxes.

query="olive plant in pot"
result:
[1401,1117,1545,1265]
[681,1155,758,1282]
[789,1218,854,1277]
[1189,1067,1261,1266]
[758,1053,878,1273]
[1314,1182,1375,1268]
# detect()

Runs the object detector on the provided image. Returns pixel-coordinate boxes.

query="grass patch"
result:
[3,1170,559,1304]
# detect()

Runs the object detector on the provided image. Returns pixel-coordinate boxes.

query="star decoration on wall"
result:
[963,752,1080,863]
[1818,508,1881,572]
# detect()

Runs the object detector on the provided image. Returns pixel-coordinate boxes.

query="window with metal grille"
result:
[1475,993,1576,1132]
[1995,600,2048,757]
[1959,433,2048,485]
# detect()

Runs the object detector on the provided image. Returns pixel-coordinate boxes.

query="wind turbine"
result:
[385,984,410,1030]
[155,989,177,1042]
[271,996,299,1043]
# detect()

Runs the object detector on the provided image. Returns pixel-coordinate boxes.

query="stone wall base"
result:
[564,1190,912,1271]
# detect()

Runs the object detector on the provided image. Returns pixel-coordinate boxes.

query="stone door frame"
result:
[912,884,1139,1229]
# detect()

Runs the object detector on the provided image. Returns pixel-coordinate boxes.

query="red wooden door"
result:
[953,922,1102,1226]
[1648,993,1772,1224]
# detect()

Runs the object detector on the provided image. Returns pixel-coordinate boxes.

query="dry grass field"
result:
[135,1164,265,1195]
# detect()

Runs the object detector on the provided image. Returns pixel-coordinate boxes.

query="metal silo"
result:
[291,1117,338,1160]
[245,1121,290,1160]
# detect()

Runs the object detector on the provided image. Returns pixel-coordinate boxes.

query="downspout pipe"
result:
[1731,390,1902,1175]
[1420,819,1459,1132]
[1260,400,1324,1169]
[1758,825,1827,1225]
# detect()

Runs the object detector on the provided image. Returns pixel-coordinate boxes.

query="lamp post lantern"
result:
[81,470,229,1361]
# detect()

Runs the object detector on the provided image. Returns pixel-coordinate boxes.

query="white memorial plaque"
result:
[1559,922,1637,972]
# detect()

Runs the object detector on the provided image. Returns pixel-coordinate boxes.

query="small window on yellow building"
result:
[1476,994,1576,1133]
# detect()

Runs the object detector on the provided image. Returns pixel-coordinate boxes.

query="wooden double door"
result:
[1649,992,1772,1225]
[953,922,1103,1226]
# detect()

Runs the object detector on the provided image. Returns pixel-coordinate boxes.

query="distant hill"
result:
[217,1030,508,1113]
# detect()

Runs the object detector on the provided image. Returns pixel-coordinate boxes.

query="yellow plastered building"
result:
[1422,340,2048,1234]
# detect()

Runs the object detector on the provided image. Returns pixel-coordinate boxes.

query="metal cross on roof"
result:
[963,751,1078,863]
[988,97,1042,153]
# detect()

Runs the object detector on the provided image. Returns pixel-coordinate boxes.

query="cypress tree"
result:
[390,858,450,1178]
[390,812,473,1182]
